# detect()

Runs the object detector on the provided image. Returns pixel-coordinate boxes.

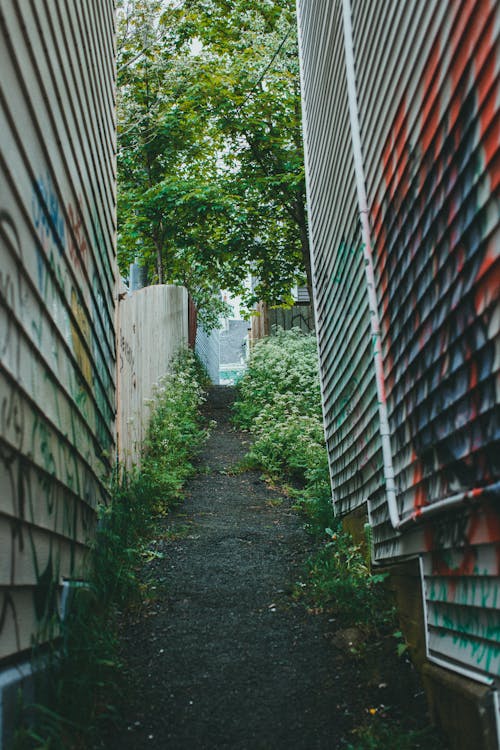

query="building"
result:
[297,1,500,747]
[0,3,116,745]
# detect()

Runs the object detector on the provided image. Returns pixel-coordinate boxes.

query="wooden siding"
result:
[297,0,500,690]
[0,0,116,661]
[297,0,384,518]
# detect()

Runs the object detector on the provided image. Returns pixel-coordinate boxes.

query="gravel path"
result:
[105,386,435,750]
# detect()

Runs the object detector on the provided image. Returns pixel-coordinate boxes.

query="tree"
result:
[117,0,309,322]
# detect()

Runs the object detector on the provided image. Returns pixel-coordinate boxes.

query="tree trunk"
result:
[295,197,313,303]
[156,243,164,284]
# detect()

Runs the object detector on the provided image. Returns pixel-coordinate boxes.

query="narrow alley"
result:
[1,2,499,748]
[105,388,432,750]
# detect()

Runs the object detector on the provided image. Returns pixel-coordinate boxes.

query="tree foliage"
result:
[117,0,309,321]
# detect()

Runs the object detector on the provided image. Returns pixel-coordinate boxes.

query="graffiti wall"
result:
[357,0,500,684]
[297,0,384,518]
[0,1,116,662]
[298,0,500,697]
[117,285,188,467]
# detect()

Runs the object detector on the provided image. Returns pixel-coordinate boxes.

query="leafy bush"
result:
[142,348,208,511]
[234,327,321,431]
[233,328,392,629]
[234,328,333,528]
[15,348,207,749]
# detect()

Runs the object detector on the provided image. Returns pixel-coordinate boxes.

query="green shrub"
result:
[234,328,333,529]
[234,328,392,631]
[297,527,392,628]
[142,348,208,511]
[234,327,322,430]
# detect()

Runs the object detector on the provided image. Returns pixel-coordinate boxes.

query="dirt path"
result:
[105,387,433,750]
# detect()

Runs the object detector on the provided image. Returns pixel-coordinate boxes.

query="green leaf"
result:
[116,0,310,310]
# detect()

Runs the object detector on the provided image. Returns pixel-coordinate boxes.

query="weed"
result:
[266,497,284,508]
[14,348,208,749]
[142,349,209,513]
[392,630,409,658]
[161,523,193,540]
[346,717,447,750]
[294,528,394,629]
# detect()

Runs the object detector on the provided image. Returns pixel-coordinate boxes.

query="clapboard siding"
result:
[0,0,116,661]
[298,0,383,517]
[298,0,500,690]
[356,0,500,544]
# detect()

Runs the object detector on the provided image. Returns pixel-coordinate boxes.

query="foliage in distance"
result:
[117,0,309,324]
[14,349,208,750]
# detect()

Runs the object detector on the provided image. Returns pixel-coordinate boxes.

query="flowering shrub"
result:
[234,327,321,430]
[233,328,333,529]
[234,328,392,629]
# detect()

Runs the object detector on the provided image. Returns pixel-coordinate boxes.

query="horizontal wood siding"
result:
[0,0,116,661]
[298,0,500,689]
[298,0,384,517]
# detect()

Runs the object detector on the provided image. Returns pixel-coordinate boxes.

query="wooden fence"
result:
[117,285,189,467]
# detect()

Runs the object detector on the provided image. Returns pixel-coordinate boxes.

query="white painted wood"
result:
[117,285,189,467]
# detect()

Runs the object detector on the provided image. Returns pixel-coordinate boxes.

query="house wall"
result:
[297,0,384,521]
[297,0,500,745]
[0,3,116,745]
[0,0,116,667]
